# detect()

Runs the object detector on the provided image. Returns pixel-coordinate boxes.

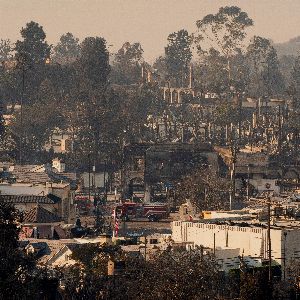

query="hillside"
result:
[274,36,300,57]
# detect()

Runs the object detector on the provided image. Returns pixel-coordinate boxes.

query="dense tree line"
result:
[0,21,163,166]
[0,6,300,168]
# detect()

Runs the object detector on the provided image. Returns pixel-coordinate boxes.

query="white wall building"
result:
[82,172,105,189]
[44,131,73,153]
[172,221,300,266]
[52,158,66,173]
[0,182,75,223]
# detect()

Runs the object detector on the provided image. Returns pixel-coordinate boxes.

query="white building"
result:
[0,182,76,223]
[44,130,73,153]
[172,221,300,266]
[52,158,66,173]
[82,172,105,189]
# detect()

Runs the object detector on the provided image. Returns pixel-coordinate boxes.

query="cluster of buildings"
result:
[18,232,172,271]
[2,67,300,280]
[121,141,300,204]
[121,142,219,201]
[1,135,300,277]
[172,218,299,271]
[173,191,300,277]
[0,159,79,241]
[13,199,300,279]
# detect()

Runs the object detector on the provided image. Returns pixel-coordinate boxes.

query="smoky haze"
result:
[1,0,300,61]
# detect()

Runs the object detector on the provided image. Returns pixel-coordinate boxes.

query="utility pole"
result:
[265,183,272,296]
[230,140,239,210]
[247,164,250,201]
[267,198,272,283]
[213,233,216,255]
[238,93,242,144]
[104,159,107,202]
[278,105,282,154]
[93,163,96,195]
[143,233,147,261]
[88,153,91,202]
[19,64,25,164]
[283,231,287,281]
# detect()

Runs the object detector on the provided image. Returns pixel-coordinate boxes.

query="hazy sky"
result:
[1,0,300,61]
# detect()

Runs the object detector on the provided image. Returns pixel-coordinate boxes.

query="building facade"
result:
[122,143,219,201]
[172,220,300,266]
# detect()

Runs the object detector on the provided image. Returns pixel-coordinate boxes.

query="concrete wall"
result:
[82,172,105,188]
[249,179,280,194]
[0,184,47,195]
[172,221,300,265]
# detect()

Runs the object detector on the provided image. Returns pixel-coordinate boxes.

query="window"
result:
[150,239,158,244]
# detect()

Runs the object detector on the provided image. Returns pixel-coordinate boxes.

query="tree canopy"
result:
[165,29,192,87]
[246,36,285,98]
[195,6,253,89]
[52,32,80,65]
[77,36,110,88]
[111,42,144,85]
[15,21,51,67]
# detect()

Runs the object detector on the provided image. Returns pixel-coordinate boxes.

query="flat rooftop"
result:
[176,219,300,230]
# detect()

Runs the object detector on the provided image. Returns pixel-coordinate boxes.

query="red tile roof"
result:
[24,205,61,223]
[0,194,61,204]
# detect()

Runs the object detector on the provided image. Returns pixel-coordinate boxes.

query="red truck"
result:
[74,194,93,215]
[114,202,169,222]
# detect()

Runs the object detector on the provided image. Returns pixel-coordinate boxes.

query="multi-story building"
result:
[121,143,219,201]
[0,182,76,223]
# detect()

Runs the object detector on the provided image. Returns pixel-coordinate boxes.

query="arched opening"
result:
[164,89,171,103]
